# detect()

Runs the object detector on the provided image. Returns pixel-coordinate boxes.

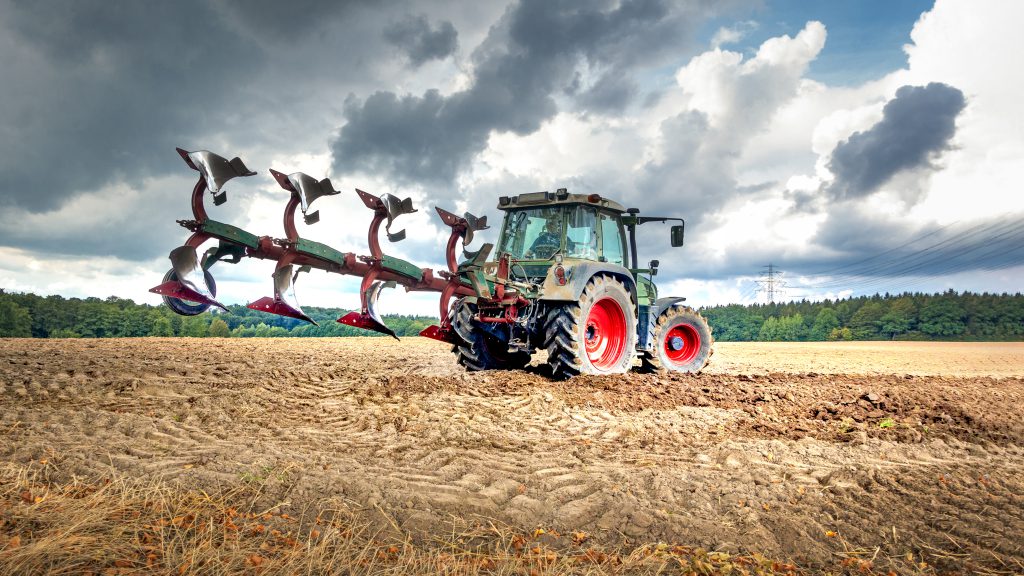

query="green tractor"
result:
[152,146,710,378]
[436,188,713,378]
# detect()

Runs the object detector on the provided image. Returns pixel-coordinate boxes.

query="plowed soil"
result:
[1,339,1022,574]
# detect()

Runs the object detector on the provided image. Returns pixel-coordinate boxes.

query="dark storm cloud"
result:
[331,0,734,185]
[575,73,638,113]
[215,0,377,39]
[0,0,407,262]
[384,14,458,67]
[0,0,266,213]
[826,82,966,201]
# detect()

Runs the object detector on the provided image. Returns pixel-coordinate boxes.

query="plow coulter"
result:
[152,148,714,377]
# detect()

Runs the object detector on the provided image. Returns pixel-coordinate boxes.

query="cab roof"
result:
[496,188,626,213]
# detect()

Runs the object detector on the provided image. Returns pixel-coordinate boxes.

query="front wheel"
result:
[640,305,713,373]
[160,268,217,316]
[544,275,637,379]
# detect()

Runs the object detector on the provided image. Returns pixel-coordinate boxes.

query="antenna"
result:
[756,263,786,303]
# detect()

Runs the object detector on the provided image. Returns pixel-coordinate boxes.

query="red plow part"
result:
[416,207,493,343]
[338,312,397,339]
[338,279,399,339]
[150,280,228,312]
[418,324,463,344]
[247,296,317,325]
[247,264,318,325]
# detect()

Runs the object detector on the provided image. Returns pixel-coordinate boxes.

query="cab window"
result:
[565,205,597,259]
[498,207,563,260]
[599,212,625,266]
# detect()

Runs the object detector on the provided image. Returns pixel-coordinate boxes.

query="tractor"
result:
[436,189,713,378]
[152,148,713,378]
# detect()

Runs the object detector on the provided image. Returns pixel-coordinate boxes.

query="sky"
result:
[1,0,1022,316]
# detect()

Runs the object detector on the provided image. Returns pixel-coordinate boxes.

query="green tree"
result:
[919,295,966,337]
[878,297,916,339]
[180,315,209,337]
[828,327,853,341]
[757,316,779,341]
[208,317,231,338]
[849,301,886,339]
[0,300,33,337]
[810,308,839,341]
[776,314,806,341]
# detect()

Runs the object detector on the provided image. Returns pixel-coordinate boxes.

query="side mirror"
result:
[649,259,660,276]
[670,223,685,247]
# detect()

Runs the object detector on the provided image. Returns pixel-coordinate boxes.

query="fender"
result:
[638,296,688,351]
[539,261,637,311]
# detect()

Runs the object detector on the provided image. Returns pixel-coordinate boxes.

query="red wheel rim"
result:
[664,324,700,365]
[584,297,627,369]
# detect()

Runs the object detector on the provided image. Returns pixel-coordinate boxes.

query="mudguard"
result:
[638,296,688,351]
[538,261,637,307]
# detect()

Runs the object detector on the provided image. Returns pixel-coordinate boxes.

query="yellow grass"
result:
[0,461,821,576]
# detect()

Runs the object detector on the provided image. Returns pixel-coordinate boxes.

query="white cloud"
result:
[710,20,758,49]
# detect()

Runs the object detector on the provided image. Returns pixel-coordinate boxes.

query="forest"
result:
[0,289,1022,341]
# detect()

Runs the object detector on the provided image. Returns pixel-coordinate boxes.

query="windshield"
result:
[498,207,564,260]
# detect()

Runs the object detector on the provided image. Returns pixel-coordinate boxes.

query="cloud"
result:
[710,20,758,49]
[0,1,270,214]
[330,0,744,187]
[825,82,966,201]
[639,21,827,220]
[384,14,458,67]
[0,0,432,262]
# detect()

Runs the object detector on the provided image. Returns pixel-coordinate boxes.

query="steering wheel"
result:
[528,239,560,259]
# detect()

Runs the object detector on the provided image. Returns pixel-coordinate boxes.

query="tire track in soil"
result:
[1,338,1022,573]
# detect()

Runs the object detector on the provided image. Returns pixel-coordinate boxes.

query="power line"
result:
[793,219,1024,294]
[755,264,786,303]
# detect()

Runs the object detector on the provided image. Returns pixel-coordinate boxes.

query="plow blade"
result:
[247,265,318,325]
[149,246,227,311]
[337,280,398,339]
[418,324,463,344]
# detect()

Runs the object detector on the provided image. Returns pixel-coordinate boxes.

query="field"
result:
[1,339,1022,575]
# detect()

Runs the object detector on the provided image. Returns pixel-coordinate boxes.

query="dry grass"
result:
[0,461,857,576]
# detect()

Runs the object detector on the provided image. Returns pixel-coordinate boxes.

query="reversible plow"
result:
[153,147,715,378]
[150,148,485,341]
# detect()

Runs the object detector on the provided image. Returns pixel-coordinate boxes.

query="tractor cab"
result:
[495,189,628,274]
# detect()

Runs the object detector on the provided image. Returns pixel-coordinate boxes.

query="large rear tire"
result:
[544,275,637,379]
[160,268,217,316]
[451,299,531,371]
[640,305,713,373]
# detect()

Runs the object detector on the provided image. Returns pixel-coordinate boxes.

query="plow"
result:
[151,148,713,377]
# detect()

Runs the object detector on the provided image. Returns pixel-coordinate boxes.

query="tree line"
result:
[700,290,1024,341]
[1,289,1021,341]
[0,290,434,338]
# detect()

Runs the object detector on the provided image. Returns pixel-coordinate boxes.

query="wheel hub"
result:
[583,297,627,369]
[664,324,700,365]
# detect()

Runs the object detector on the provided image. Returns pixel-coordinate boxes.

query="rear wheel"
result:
[640,305,713,373]
[161,268,217,316]
[544,275,636,379]
[451,299,531,371]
